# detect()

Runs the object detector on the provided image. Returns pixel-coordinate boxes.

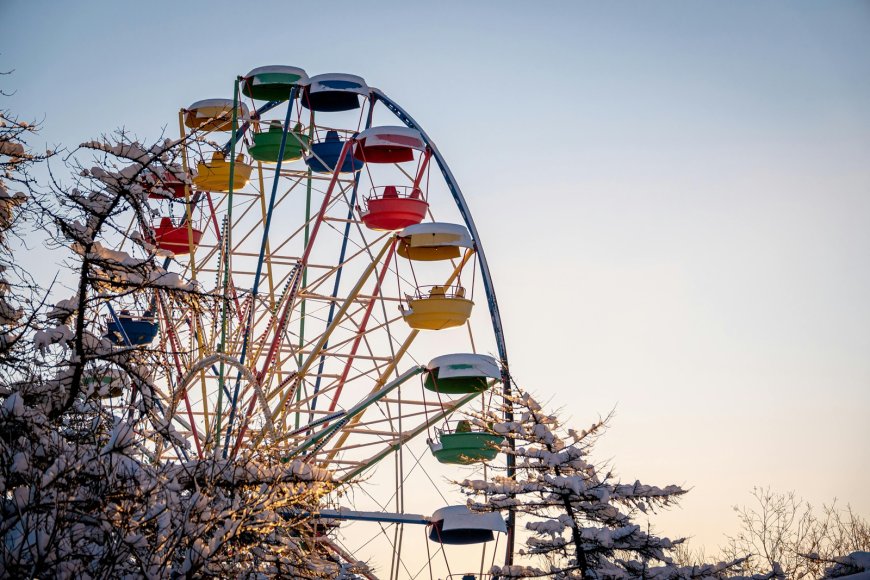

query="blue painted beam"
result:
[223,87,299,454]
[309,95,377,413]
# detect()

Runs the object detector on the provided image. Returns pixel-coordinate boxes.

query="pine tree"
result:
[459,391,768,579]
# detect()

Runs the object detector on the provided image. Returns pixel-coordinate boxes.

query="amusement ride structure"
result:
[103,66,515,578]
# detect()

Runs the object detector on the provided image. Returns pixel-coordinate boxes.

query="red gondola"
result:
[360,186,428,231]
[353,126,427,164]
[152,217,203,254]
[146,169,189,199]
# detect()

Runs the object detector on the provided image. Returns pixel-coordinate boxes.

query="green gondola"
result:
[430,430,504,465]
[248,122,309,163]
[424,366,489,393]
[424,353,501,394]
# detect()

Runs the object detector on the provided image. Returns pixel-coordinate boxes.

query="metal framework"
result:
[111,71,515,577]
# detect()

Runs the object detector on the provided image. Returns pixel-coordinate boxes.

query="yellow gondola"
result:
[397,222,473,261]
[193,152,253,192]
[402,286,473,330]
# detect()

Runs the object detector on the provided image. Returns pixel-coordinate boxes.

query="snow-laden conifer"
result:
[459,391,755,579]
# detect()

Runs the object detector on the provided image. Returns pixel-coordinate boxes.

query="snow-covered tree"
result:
[0,127,364,577]
[0,78,52,372]
[459,391,760,579]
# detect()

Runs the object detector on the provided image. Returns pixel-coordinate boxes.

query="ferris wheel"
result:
[105,65,514,578]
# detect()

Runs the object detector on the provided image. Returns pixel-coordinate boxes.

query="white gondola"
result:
[428,505,507,545]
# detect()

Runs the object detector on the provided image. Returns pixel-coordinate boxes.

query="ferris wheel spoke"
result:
[319,240,397,414]
[249,164,352,397]
[262,237,394,435]
[314,249,475,458]
[331,387,478,482]
[316,328,418,468]
[153,293,206,457]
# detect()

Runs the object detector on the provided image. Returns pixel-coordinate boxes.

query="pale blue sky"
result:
[3,0,869,558]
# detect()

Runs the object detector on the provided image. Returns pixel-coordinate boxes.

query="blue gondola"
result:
[304,130,364,174]
[105,311,159,346]
[301,73,369,112]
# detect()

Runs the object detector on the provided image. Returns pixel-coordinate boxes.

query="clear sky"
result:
[3,0,870,564]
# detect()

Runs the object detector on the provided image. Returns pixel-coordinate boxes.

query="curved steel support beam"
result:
[370,90,509,371]
[371,88,516,566]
